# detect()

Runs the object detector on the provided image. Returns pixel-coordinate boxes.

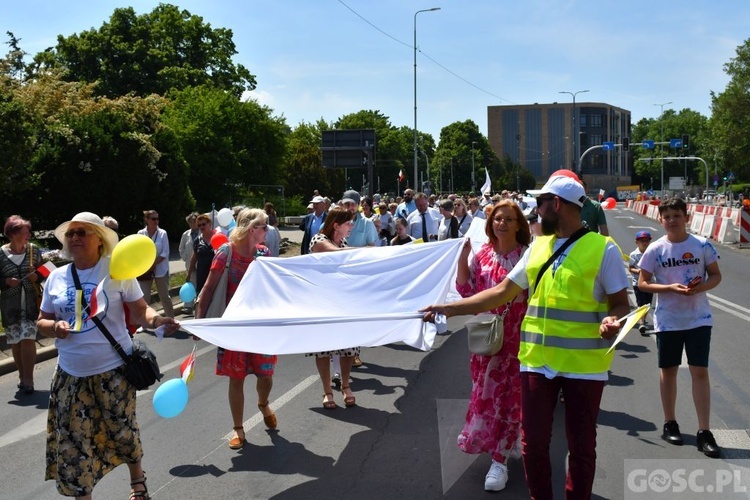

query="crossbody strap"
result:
[71,266,130,363]
[533,227,589,292]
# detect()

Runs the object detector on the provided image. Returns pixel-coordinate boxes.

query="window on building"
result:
[591,134,602,145]
[579,114,587,128]
[590,114,603,127]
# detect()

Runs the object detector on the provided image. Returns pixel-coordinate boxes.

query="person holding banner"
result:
[36,211,179,499]
[307,207,359,409]
[422,174,630,499]
[195,208,278,450]
[1,215,43,394]
[454,200,530,491]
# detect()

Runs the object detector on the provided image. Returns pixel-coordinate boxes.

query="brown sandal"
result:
[323,392,337,409]
[228,426,245,449]
[341,386,356,407]
[258,401,277,429]
[129,474,150,499]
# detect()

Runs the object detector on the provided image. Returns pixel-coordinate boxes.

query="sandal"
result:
[129,474,150,500]
[341,385,356,407]
[323,392,337,410]
[228,426,245,449]
[258,401,277,430]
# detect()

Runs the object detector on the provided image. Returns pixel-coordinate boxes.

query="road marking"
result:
[0,344,219,449]
[151,374,319,497]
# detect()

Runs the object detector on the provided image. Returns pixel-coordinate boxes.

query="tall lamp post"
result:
[471,141,477,192]
[559,89,589,174]
[654,101,672,194]
[413,7,440,191]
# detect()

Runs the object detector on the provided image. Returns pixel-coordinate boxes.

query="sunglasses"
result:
[256,225,269,231]
[149,217,159,221]
[198,222,209,227]
[64,228,94,238]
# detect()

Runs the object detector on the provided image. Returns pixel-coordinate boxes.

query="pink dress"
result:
[455,243,528,464]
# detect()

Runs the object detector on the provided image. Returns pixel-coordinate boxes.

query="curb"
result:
[0,285,183,377]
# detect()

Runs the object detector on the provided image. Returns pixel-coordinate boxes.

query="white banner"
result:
[180,239,464,354]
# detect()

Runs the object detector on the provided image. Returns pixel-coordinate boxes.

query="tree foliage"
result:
[433,120,502,194]
[710,38,750,182]
[32,4,255,98]
[161,86,288,211]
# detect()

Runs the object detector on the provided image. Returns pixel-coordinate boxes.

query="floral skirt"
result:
[4,318,37,344]
[46,366,142,497]
[305,346,360,359]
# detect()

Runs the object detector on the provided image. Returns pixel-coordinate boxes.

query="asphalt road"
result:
[1,211,749,499]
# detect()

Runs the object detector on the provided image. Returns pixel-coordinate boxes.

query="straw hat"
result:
[54,212,120,255]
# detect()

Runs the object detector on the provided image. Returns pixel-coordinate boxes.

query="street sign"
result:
[602,141,614,151]
[642,140,655,149]
[728,172,735,181]
[670,138,682,149]
[714,180,718,187]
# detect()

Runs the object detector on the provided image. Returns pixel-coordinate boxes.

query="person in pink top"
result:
[454,200,531,492]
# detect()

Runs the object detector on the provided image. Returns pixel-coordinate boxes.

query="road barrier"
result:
[740,208,750,249]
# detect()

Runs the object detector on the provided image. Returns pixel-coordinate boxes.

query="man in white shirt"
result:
[407,192,441,242]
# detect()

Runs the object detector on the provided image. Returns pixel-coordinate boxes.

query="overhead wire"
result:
[337,0,515,105]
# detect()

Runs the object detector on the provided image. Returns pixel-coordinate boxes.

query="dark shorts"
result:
[633,286,653,308]
[656,326,711,368]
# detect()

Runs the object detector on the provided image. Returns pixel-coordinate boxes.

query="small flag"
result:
[180,345,197,384]
[87,278,108,318]
[398,170,405,182]
[35,261,56,278]
[480,169,492,195]
[72,290,84,332]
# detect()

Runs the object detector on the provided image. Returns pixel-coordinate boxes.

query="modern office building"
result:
[487,102,632,192]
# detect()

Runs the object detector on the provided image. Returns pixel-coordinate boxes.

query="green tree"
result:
[283,119,346,200]
[161,86,287,210]
[434,120,500,194]
[4,72,191,233]
[630,109,709,190]
[710,38,750,183]
[33,4,255,98]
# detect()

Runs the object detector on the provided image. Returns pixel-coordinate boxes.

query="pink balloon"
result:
[210,232,228,250]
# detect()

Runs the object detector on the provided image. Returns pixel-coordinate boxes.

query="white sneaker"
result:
[484,460,508,491]
[135,326,145,334]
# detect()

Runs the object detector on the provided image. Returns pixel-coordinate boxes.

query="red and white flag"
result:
[180,345,197,384]
[398,170,405,182]
[87,278,108,318]
[35,261,56,278]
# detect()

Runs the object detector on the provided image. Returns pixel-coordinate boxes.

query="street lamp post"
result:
[559,90,589,174]
[471,141,477,193]
[654,101,673,195]
[413,7,440,192]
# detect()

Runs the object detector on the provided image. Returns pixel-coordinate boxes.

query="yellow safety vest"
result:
[519,232,614,373]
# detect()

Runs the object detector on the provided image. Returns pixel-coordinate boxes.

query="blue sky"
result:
[4,1,747,142]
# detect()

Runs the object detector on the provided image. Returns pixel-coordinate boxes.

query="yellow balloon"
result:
[110,234,157,280]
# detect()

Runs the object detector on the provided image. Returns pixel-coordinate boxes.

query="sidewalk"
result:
[0,226,304,376]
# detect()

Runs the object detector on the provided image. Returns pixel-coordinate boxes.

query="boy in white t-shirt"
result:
[637,198,722,458]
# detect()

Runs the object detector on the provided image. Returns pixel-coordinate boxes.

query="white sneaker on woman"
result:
[485,460,508,491]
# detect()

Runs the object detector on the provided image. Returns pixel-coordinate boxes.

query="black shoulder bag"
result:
[71,266,162,389]
[532,227,589,293]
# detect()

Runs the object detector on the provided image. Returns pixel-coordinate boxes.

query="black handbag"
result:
[71,266,163,389]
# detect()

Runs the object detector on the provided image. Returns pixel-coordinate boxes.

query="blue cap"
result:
[635,230,652,240]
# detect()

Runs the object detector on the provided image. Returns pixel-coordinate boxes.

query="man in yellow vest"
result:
[422,174,630,499]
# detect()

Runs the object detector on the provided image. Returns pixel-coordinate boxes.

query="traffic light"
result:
[682,134,690,150]
[622,137,630,152]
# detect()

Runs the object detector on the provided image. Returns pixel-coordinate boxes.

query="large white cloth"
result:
[180,239,464,354]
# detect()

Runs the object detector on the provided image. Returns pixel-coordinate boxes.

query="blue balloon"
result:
[227,219,236,230]
[153,378,189,418]
[179,282,196,303]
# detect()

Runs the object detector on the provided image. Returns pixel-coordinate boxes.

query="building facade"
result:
[487,102,631,192]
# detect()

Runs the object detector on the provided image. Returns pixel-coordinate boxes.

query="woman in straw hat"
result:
[36,212,180,499]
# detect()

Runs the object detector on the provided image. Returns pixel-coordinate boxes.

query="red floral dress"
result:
[455,243,528,464]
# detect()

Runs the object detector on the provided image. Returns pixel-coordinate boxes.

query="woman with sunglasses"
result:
[306,207,358,409]
[453,198,473,236]
[195,208,278,450]
[136,210,174,319]
[187,213,216,296]
[37,212,180,499]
